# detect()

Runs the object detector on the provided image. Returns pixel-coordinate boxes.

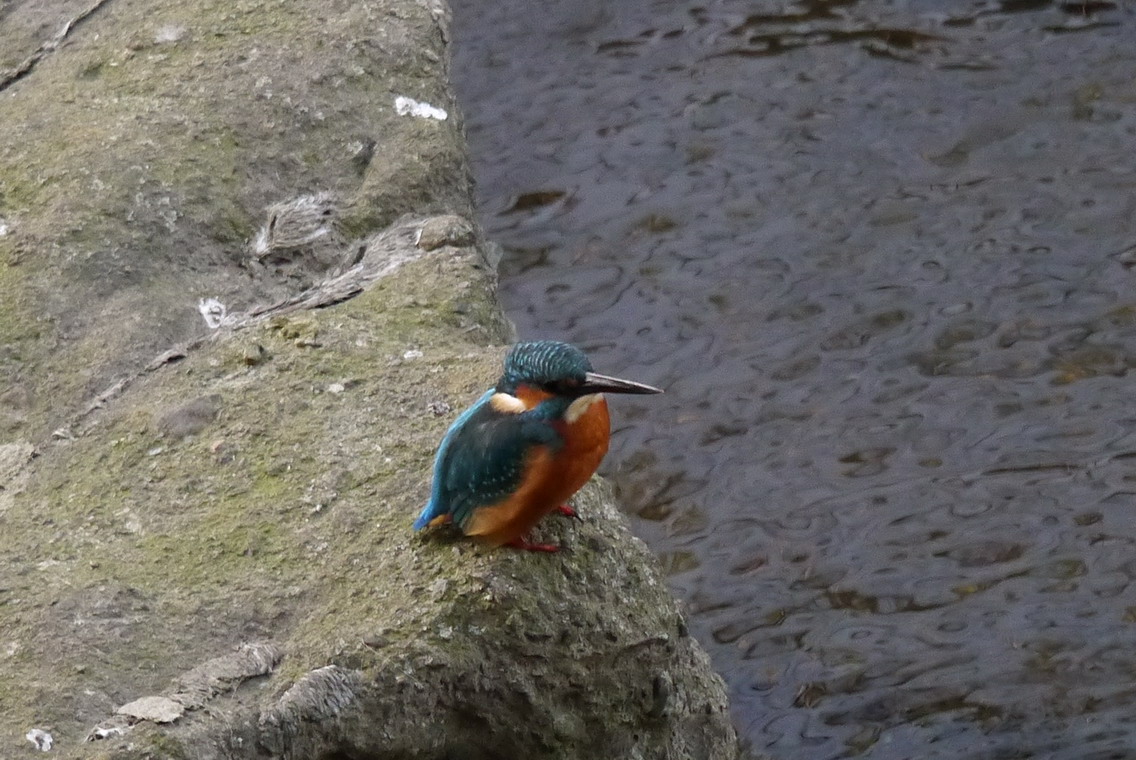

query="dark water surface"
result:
[449,1,1136,757]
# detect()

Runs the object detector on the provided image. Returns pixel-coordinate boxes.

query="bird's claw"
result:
[557,504,581,521]
[506,537,561,553]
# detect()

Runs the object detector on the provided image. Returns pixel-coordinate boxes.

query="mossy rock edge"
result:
[0,1,741,758]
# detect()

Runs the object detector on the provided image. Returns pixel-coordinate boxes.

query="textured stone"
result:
[0,0,739,757]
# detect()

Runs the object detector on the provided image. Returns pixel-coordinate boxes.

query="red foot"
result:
[506,537,561,553]
[557,504,581,520]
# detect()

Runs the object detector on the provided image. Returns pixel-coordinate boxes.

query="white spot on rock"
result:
[198,297,227,329]
[117,508,142,534]
[327,382,345,394]
[252,226,270,256]
[86,724,127,741]
[394,95,447,121]
[0,219,9,236]
[26,729,53,751]
[154,25,186,44]
[403,349,423,360]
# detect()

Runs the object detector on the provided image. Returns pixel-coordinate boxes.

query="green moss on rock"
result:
[0,0,738,757]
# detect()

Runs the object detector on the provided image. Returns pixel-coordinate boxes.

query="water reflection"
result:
[451,0,1136,757]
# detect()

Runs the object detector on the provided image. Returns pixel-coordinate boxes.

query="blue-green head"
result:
[497,341,663,398]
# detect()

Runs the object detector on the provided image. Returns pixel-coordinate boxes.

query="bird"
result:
[414,340,663,551]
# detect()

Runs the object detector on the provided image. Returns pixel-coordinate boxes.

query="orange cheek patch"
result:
[515,384,554,410]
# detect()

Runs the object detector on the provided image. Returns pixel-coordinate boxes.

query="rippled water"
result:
[449,1,1136,757]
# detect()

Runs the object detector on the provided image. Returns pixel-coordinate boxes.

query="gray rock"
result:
[0,0,740,758]
[155,395,222,439]
[416,214,476,251]
[116,696,184,724]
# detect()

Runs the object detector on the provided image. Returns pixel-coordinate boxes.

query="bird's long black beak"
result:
[582,371,663,395]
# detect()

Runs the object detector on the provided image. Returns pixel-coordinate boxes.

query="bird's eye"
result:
[546,378,580,395]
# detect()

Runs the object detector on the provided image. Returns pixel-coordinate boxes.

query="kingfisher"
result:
[413,340,662,552]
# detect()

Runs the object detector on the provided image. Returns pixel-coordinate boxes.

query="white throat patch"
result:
[489,392,527,414]
[565,393,602,424]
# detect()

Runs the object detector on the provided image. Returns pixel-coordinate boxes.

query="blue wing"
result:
[414,390,562,531]
[414,389,493,530]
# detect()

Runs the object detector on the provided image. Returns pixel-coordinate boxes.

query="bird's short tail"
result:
[413,498,449,531]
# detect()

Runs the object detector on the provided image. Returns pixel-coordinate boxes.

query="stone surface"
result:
[116,697,184,724]
[0,1,740,758]
[416,213,477,251]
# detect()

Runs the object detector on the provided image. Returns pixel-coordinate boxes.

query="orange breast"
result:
[463,395,611,546]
